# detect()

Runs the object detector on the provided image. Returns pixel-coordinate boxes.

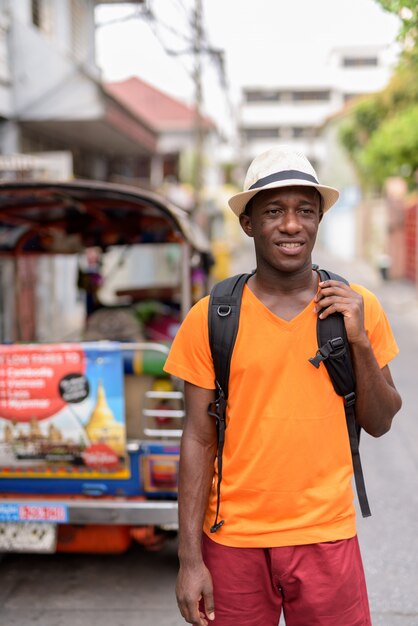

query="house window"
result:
[0,19,10,83]
[163,154,179,179]
[244,128,280,140]
[31,0,53,36]
[291,91,330,102]
[342,57,378,67]
[71,0,89,61]
[291,127,317,138]
[245,90,281,103]
[32,0,41,27]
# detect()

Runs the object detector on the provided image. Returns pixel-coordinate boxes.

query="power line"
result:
[171,0,194,27]
[98,0,236,137]
[147,3,195,46]
[96,4,149,28]
[143,4,194,80]
[98,0,231,101]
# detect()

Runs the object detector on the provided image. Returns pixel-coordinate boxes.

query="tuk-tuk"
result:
[0,180,211,553]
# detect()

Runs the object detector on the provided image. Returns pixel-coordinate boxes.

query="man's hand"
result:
[176,562,215,625]
[314,279,402,436]
[314,280,367,345]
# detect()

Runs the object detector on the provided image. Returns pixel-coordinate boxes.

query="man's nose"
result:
[279,211,302,233]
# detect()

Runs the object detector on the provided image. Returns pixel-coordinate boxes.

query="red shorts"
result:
[201,534,371,626]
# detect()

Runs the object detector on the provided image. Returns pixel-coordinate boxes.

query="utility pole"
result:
[192,0,204,220]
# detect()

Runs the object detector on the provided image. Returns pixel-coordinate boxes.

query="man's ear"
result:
[239,212,254,238]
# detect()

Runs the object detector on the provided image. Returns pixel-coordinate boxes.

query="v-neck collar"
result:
[243,283,317,329]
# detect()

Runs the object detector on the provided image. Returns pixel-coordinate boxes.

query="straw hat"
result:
[228,146,339,216]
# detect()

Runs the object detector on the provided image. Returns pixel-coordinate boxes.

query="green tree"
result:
[361,104,418,186]
[339,1,418,190]
[376,1,418,62]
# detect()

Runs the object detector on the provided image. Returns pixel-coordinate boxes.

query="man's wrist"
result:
[178,539,204,567]
[349,331,370,350]
[178,553,205,568]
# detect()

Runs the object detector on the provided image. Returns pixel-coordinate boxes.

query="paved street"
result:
[352,270,418,626]
[1,246,417,626]
[0,541,183,626]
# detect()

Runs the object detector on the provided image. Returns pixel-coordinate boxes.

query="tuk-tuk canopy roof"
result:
[0,180,210,255]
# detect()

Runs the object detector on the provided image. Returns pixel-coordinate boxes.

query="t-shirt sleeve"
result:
[352,284,399,368]
[163,295,216,389]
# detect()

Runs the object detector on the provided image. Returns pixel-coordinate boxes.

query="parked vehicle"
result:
[0,180,210,553]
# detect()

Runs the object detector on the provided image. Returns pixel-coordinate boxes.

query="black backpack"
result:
[207,266,371,533]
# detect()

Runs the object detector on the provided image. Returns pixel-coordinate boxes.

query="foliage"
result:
[338,1,418,191]
[375,0,418,62]
[360,105,418,186]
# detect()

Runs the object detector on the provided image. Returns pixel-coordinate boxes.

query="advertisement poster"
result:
[0,343,129,479]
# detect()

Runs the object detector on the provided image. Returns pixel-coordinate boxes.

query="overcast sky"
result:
[95,0,400,135]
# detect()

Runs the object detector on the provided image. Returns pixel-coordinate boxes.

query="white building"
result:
[239,44,397,172]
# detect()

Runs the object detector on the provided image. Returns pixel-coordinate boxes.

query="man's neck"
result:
[249,263,317,297]
[246,264,318,321]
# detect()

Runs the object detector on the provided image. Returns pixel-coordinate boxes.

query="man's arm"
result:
[349,346,401,437]
[176,381,217,625]
[314,280,402,437]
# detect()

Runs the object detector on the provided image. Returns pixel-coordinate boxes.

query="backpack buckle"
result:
[308,336,345,368]
[329,337,344,350]
[309,351,325,368]
[208,384,226,423]
[344,391,356,407]
[217,305,231,317]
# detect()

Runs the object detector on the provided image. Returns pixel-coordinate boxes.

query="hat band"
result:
[248,169,318,191]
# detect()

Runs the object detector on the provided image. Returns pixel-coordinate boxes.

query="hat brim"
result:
[228,179,339,216]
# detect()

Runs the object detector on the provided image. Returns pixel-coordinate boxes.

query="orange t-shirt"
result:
[164,283,399,548]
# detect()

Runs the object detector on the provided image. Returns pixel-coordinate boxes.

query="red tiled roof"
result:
[105,76,215,132]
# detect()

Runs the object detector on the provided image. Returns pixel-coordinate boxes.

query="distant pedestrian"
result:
[165,146,402,625]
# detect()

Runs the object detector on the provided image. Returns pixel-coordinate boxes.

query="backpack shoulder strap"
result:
[311,268,356,397]
[208,273,251,398]
[310,266,371,518]
[207,273,250,533]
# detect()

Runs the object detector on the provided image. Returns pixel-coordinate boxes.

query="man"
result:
[164,147,402,626]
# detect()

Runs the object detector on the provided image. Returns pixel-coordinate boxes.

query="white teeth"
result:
[279,242,302,248]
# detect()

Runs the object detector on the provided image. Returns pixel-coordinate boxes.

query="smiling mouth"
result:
[277,242,304,248]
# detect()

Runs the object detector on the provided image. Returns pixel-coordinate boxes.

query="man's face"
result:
[239,185,322,274]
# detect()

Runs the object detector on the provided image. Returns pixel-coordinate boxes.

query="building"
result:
[105,76,217,194]
[239,44,397,173]
[0,1,220,190]
[0,0,157,182]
